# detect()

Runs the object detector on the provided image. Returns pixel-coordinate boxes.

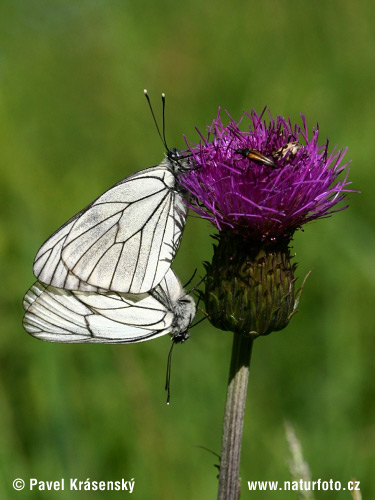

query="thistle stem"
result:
[217,333,254,500]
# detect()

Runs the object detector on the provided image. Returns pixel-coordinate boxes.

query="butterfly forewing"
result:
[33,162,188,294]
[143,187,187,292]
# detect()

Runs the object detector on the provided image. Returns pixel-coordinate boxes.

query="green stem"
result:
[217,333,254,500]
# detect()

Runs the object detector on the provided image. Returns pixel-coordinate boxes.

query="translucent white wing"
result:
[23,281,173,344]
[32,216,99,292]
[23,269,196,344]
[33,162,188,293]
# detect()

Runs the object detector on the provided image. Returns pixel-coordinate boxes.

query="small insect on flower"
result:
[235,148,276,168]
[272,140,303,163]
[32,90,191,294]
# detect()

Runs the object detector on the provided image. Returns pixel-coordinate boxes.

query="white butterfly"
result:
[23,269,196,344]
[33,150,189,294]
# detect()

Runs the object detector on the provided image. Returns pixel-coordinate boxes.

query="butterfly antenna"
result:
[165,340,176,405]
[161,92,170,152]
[144,89,169,152]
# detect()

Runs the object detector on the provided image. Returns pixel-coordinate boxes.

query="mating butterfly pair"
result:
[23,93,196,349]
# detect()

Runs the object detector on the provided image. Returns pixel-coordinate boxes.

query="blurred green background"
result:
[0,1,374,498]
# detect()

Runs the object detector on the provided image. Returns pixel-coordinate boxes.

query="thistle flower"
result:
[180,108,354,500]
[182,108,351,243]
[180,108,353,338]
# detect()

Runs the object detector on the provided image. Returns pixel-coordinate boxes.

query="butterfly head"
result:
[165,148,190,175]
[172,329,190,344]
[167,148,184,162]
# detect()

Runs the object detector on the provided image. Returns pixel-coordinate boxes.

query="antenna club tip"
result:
[143,89,148,95]
[161,92,166,98]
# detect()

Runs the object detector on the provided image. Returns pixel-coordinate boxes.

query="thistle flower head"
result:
[181,108,352,245]
[179,108,354,338]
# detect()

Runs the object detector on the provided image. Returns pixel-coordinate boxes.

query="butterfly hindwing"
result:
[23,269,195,344]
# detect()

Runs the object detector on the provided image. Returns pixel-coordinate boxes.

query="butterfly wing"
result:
[33,215,99,292]
[23,281,175,344]
[33,163,187,293]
